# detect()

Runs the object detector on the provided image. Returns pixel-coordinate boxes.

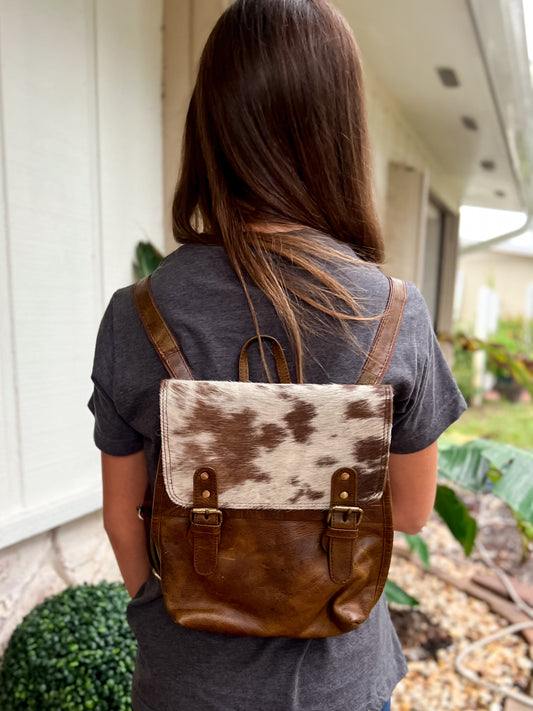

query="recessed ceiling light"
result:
[437,67,460,87]
[494,189,506,198]
[461,116,478,131]
[480,159,496,171]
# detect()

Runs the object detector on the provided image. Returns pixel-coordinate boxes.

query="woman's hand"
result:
[388,441,438,534]
[102,451,152,598]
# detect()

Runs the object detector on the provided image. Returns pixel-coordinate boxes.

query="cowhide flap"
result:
[160,380,393,510]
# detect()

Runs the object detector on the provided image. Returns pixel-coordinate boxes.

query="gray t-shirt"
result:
[89,243,466,711]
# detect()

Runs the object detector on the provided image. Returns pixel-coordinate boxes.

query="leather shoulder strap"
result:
[132,276,194,380]
[356,277,408,385]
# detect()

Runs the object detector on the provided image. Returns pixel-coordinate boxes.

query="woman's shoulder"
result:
[340,262,427,322]
[156,243,231,275]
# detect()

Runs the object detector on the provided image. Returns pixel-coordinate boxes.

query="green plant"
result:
[451,343,476,404]
[0,582,136,711]
[440,331,533,399]
[489,318,533,355]
[133,241,163,280]
[439,438,533,560]
[443,400,533,449]
[485,318,533,386]
[386,437,533,606]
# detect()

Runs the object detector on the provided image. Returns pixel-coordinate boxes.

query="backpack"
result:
[133,275,407,638]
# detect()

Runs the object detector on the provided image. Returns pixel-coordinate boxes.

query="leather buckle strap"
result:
[190,468,222,576]
[325,467,363,584]
[327,506,363,526]
[190,508,223,525]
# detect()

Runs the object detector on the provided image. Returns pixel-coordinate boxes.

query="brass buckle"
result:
[327,506,363,526]
[190,508,223,525]
[136,505,144,521]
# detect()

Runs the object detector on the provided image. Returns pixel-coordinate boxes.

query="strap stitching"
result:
[133,277,194,380]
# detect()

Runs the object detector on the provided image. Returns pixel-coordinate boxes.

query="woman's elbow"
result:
[392,513,429,535]
[391,496,435,534]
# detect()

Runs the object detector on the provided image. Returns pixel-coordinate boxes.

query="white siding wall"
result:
[0,0,164,548]
[365,70,462,217]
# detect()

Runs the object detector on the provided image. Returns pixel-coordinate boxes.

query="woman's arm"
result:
[102,451,152,598]
[388,441,438,534]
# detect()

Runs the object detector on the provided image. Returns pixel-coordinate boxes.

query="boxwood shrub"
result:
[0,582,136,710]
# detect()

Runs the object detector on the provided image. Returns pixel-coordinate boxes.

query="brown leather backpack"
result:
[133,275,407,638]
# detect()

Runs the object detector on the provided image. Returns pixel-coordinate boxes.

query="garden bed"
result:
[390,507,533,711]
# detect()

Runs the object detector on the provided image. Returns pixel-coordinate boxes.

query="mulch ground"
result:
[389,495,533,711]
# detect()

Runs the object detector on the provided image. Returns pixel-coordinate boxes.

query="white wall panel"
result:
[365,70,462,219]
[1,0,99,516]
[0,0,163,547]
[96,0,164,302]
[0,25,22,515]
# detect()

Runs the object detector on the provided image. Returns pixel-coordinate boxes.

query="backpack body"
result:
[134,276,407,638]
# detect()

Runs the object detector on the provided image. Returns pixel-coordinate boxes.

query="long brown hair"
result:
[173,0,384,382]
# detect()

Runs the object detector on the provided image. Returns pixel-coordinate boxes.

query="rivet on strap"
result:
[325,467,363,585]
[189,467,222,576]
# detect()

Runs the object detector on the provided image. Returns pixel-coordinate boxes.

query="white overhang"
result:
[335,0,533,214]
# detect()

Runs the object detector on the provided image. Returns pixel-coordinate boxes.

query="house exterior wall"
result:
[0,0,164,550]
[0,0,163,649]
[364,70,462,219]
[457,250,533,328]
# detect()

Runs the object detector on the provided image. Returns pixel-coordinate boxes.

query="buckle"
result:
[136,505,144,521]
[327,506,363,526]
[190,508,223,525]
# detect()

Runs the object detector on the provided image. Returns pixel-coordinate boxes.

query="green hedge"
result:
[0,582,136,711]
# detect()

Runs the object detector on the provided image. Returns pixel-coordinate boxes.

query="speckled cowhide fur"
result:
[160,380,393,510]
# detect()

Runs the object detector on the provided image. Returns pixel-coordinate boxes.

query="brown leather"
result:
[357,277,407,385]
[325,467,362,585]
[133,276,194,380]
[238,335,291,383]
[190,467,222,576]
[135,275,406,638]
[151,460,393,637]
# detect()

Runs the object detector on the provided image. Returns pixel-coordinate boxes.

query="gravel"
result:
[389,513,533,711]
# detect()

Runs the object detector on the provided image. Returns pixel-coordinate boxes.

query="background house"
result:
[457,207,533,330]
[1,0,532,650]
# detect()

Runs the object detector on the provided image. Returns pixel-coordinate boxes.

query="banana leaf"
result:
[438,439,533,525]
[438,443,491,492]
[404,533,430,569]
[385,580,419,607]
[492,448,533,523]
[434,484,477,556]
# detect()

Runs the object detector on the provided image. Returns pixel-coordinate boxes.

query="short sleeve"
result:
[88,296,144,456]
[389,286,466,454]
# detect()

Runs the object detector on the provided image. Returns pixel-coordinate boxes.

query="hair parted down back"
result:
[173,0,385,382]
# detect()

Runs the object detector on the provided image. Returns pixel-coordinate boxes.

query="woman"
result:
[90,1,466,709]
